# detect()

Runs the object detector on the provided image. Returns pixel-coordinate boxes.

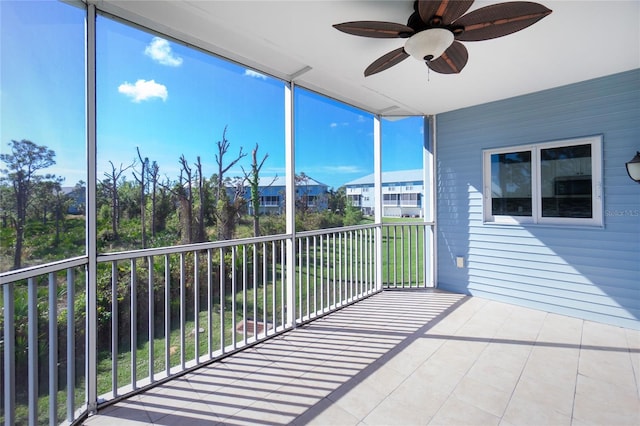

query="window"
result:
[483,136,602,226]
[260,196,279,206]
[400,193,419,206]
[383,194,399,206]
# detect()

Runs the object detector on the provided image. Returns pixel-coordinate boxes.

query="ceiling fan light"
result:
[404,28,454,61]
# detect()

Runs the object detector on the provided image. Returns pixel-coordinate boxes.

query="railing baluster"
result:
[48,272,58,426]
[231,247,237,350]
[242,245,248,347]
[332,233,336,309]
[297,240,302,321]
[111,261,118,396]
[252,243,258,343]
[280,241,285,329]
[415,226,420,287]
[393,226,397,288]
[271,241,276,333]
[164,254,170,376]
[207,249,213,359]
[339,232,343,304]
[130,258,137,390]
[3,282,15,426]
[400,226,405,288]
[148,256,154,382]
[326,233,330,309]
[180,253,186,369]
[307,237,311,318]
[262,242,267,339]
[66,268,75,422]
[320,235,324,312]
[408,225,412,288]
[219,248,226,354]
[194,251,200,362]
[27,278,37,426]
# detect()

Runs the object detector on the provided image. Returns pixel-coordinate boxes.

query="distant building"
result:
[344,169,424,217]
[240,175,329,215]
[61,186,86,214]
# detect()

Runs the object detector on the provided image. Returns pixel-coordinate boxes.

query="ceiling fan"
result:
[333,0,552,76]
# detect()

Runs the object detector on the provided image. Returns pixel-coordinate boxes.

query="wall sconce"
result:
[626,151,640,184]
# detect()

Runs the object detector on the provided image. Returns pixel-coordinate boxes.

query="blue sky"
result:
[1,1,424,190]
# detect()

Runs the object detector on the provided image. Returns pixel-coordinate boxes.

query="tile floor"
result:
[84,290,640,425]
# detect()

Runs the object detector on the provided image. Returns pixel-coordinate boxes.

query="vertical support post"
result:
[85,2,99,414]
[284,82,296,327]
[373,115,383,291]
[423,115,437,288]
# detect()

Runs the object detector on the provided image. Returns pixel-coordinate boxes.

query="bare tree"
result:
[195,156,207,243]
[178,154,194,244]
[214,127,246,240]
[102,160,133,241]
[148,161,160,237]
[133,147,149,248]
[241,143,275,237]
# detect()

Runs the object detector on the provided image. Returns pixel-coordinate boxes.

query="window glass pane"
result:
[97,16,285,249]
[490,151,532,216]
[294,89,374,230]
[541,144,592,218]
[1,1,86,271]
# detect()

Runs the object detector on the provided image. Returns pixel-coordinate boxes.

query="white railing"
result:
[0,222,431,425]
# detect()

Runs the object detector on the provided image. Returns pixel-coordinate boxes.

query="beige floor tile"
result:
[429,394,501,426]
[573,373,640,425]
[452,375,512,417]
[226,398,302,425]
[578,348,637,393]
[510,376,575,416]
[150,401,221,425]
[502,395,571,426]
[297,397,360,426]
[363,386,449,426]
[328,380,387,420]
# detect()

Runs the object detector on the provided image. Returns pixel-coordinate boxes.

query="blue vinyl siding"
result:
[436,69,640,329]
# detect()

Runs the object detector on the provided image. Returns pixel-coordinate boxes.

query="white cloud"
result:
[330,122,338,128]
[144,37,183,67]
[244,69,267,80]
[321,165,363,174]
[118,79,168,103]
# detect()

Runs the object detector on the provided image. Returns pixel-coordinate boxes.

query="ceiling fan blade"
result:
[417,0,474,26]
[365,47,410,76]
[333,21,414,38]
[426,41,468,74]
[454,1,552,41]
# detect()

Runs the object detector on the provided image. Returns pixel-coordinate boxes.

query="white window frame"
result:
[483,135,603,227]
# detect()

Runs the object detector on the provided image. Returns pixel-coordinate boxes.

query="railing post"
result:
[374,115,383,291]
[424,115,436,288]
[284,81,296,327]
[85,2,99,414]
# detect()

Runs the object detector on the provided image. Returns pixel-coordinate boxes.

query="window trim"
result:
[483,135,603,227]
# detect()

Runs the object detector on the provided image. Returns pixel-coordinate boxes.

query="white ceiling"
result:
[95,0,640,116]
